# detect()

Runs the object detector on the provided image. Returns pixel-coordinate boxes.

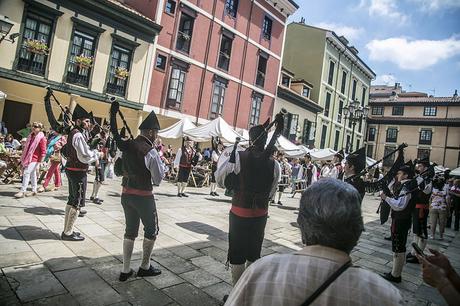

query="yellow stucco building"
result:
[282,21,376,151]
[0,0,161,137]
[367,84,460,169]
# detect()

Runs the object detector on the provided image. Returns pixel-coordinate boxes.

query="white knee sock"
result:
[177,183,181,194]
[277,191,282,202]
[181,182,187,193]
[392,252,405,277]
[64,206,78,235]
[91,181,98,198]
[122,239,135,273]
[63,205,71,233]
[210,183,216,193]
[231,264,245,286]
[141,238,156,270]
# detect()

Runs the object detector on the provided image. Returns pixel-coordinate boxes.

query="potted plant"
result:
[75,54,93,69]
[25,39,49,55]
[115,67,129,80]
[180,32,191,41]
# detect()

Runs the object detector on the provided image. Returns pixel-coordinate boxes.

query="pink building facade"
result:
[125,0,298,129]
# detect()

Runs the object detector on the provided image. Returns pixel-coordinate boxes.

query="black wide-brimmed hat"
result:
[72,104,91,121]
[335,149,344,160]
[399,160,415,178]
[139,111,160,130]
[346,147,366,173]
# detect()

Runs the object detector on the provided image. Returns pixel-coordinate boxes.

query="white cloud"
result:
[410,0,460,11]
[366,36,460,70]
[313,22,364,41]
[373,74,397,85]
[356,0,409,24]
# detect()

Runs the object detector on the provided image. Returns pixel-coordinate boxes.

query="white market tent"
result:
[451,167,460,177]
[184,116,242,144]
[158,117,196,139]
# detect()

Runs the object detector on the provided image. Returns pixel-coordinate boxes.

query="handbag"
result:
[301,260,352,306]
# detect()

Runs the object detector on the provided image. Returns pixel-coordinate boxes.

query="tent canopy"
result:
[158,117,196,139]
[451,167,460,177]
[266,131,299,152]
[184,117,242,143]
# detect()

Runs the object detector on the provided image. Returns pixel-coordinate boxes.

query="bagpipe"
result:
[220,108,287,192]
[109,97,134,177]
[44,86,73,134]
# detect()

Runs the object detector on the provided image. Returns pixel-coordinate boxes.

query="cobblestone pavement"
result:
[0,175,459,305]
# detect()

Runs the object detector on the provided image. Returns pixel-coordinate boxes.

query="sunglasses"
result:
[33,125,40,128]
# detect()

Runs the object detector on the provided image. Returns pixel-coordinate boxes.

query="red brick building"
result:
[124,0,298,129]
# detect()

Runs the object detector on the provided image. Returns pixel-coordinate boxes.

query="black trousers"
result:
[66,169,87,208]
[447,199,460,230]
[121,194,159,240]
[95,161,106,183]
[228,211,267,264]
[412,207,429,239]
[210,163,217,183]
[178,167,191,183]
[391,217,412,253]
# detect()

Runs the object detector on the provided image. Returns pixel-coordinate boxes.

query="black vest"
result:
[391,181,416,220]
[66,128,89,170]
[121,136,153,191]
[232,148,275,210]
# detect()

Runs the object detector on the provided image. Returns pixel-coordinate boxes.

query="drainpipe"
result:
[233,0,254,127]
[194,0,217,124]
[341,59,355,151]
[442,104,449,166]
[327,46,344,149]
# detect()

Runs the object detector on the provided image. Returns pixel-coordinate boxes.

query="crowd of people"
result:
[2,91,460,305]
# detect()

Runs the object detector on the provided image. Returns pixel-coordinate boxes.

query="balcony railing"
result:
[17,47,47,76]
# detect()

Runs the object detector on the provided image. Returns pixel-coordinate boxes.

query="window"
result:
[337,100,343,123]
[368,127,376,141]
[320,125,327,149]
[361,87,367,106]
[324,92,331,117]
[210,78,227,119]
[106,45,132,97]
[176,13,194,53]
[424,106,437,116]
[340,71,347,94]
[225,0,239,18]
[419,129,432,145]
[255,52,268,87]
[218,33,233,71]
[282,113,299,142]
[165,0,176,14]
[17,12,54,76]
[392,106,404,115]
[249,94,263,127]
[417,148,431,160]
[383,146,396,167]
[262,16,272,40]
[302,86,310,98]
[156,54,167,70]
[371,106,384,115]
[281,74,290,87]
[334,130,340,151]
[351,79,357,100]
[302,119,313,145]
[366,144,374,158]
[386,128,398,143]
[167,66,187,109]
[66,30,96,87]
[327,61,335,85]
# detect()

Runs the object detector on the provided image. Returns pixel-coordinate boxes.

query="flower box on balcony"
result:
[25,39,49,55]
[115,67,129,80]
[75,54,93,69]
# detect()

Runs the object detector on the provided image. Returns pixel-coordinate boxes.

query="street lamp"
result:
[0,16,20,44]
[342,99,369,152]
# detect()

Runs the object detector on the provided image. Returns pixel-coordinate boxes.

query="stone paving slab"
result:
[0,176,459,305]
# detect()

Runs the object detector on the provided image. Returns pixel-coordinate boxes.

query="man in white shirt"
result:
[62,104,101,241]
[225,179,402,306]
[110,101,165,282]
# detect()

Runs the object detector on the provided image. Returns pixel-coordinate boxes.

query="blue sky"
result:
[289,0,460,96]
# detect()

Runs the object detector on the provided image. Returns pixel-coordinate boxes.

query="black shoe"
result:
[178,193,182,197]
[181,193,189,197]
[270,200,275,204]
[73,231,81,236]
[384,236,391,241]
[406,256,420,264]
[406,252,414,259]
[277,201,283,205]
[214,192,219,196]
[90,196,94,201]
[78,210,87,217]
[119,269,134,282]
[210,192,215,196]
[93,198,103,205]
[222,295,229,303]
[381,272,401,283]
[137,265,161,277]
[61,232,85,241]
